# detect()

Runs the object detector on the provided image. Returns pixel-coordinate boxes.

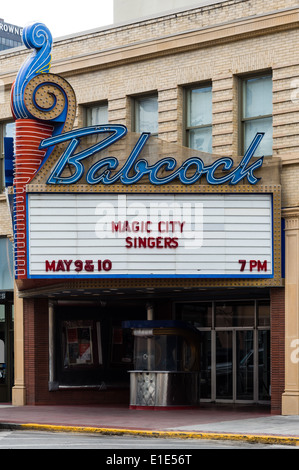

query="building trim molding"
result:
[1,8,299,85]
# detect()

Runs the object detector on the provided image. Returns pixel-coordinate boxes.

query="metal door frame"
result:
[175,298,270,404]
[211,327,257,403]
[0,298,13,403]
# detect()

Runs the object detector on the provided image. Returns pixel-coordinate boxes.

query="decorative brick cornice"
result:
[282,207,299,230]
[52,8,299,77]
[1,7,299,84]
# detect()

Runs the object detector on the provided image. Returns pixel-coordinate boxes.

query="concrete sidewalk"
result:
[0,403,299,446]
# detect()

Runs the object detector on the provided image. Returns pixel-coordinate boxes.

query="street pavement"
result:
[0,403,299,446]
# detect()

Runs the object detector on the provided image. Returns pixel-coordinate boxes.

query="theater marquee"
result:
[5,22,282,288]
[27,192,274,279]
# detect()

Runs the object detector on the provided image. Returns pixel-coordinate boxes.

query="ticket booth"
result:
[122,320,201,409]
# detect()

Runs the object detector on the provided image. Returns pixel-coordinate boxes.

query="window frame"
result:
[184,83,213,153]
[240,72,273,157]
[133,93,159,137]
[83,101,109,127]
[0,120,15,192]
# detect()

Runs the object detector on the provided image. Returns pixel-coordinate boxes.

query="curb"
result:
[1,422,299,446]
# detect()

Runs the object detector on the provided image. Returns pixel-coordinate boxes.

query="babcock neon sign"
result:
[7,22,268,280]
[41,126,265,186]
[7,22,266,190]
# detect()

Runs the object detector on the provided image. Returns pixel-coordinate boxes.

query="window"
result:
[0,121,15,191]
[85,102,108,126]
[241,75,273,157]
[185,85,212,153]
[134,94,158,136]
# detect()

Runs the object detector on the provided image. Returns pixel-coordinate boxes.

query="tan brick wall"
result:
[0,196,12,238]
[0,0,299,211]
[60,29,299,169]
[281,164,299,207]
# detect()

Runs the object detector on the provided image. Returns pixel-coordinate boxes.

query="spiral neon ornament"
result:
[10,22,76,279]
[11,22,53,120]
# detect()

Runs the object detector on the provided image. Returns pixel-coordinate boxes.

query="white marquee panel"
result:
[27,193,273,278]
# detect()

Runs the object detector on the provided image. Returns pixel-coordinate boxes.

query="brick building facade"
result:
[0,0,299,413]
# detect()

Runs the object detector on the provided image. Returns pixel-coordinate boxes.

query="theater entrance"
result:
[0,295,14,403]
[176,299,270,404]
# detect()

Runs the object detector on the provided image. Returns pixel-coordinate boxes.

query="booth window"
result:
[0,121,15,191]
[133,94,158,136]
[241,74,273,157]
[84,102,108,126]
[185,84,212,153]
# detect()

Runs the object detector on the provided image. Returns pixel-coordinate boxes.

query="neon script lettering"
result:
[40,125,265,186]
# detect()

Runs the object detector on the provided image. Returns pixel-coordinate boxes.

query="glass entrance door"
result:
[215,331,233,400]
[214,329,269,402]
[215,329,255,401]
[236,330,254,400]
[0,305,7,402]
[176,299,270,404]
[0,302,13,403]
